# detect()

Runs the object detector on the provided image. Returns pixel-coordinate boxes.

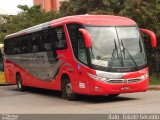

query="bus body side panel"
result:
[27,49,74,90]
[72,63,92,95]
[4,52,62,90]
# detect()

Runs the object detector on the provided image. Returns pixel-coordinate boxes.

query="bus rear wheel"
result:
[62,77,77,101]
[16,74,25,92]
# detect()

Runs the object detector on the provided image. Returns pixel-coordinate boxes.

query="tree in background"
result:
[0,5,59,43]
[119,0,160,36]
[60,0,125,15]
[60,0,110,16]
[0,16,7,43]
[60,0,160,36]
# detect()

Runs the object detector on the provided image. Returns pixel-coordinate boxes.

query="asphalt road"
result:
[0,85,160,114]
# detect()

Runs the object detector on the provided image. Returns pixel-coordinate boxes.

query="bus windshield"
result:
[85,26,146,69]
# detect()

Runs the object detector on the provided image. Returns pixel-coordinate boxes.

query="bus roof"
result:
[52,15,136,26]
[5,15,136,39]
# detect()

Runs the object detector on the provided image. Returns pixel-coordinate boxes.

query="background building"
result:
[34,0,69,12]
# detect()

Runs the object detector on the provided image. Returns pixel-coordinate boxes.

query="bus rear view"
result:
[4,15,157,100]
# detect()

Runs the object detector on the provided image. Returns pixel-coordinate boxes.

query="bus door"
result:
[67,23,90,93]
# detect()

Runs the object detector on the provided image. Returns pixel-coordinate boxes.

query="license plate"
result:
[121,86,130,90]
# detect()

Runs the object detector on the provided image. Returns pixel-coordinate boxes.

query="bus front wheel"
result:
[62,77,77,101]
[16,74,25,92]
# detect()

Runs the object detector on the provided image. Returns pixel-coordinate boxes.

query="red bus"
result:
[4,15,157,100]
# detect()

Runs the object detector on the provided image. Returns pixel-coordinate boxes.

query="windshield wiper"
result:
[109,39,123,70]
[120,39,139,70]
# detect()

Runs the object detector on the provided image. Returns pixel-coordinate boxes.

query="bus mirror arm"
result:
[79,29,92,48]
[140,29,157,48]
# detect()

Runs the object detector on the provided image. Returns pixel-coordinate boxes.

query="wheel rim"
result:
[17,77,22,89]
[66,83,73,96]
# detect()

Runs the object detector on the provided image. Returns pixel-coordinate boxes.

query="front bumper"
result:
[89,78,148,95]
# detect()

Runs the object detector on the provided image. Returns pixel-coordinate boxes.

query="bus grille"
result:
[127,78,141,83]
[107,78,142,84]
[107,79,124,83]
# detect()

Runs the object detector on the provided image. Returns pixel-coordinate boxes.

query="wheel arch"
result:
[15,71,23,83]
[60,72,75,91]
[15,71,21,78]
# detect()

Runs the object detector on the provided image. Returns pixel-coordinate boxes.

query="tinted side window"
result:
[26,35,33,53]
[41,29,54,51]
[5,28,56,55]
[13,38,21,54]
[21,35,33,54]
[4,39,13,55]
[67,24,79,58]
[4,39,9,54]
[67,24,88,64]
[4,35,32,55]
[31,32,41,52]
[54,26,67,49]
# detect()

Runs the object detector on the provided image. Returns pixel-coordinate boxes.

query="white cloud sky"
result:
[0,0,33,15]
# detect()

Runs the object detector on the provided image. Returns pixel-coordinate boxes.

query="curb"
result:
[148,85,160,90]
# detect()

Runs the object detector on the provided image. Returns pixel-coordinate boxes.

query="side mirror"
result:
[140,29,157,48]
[79,29,92,48]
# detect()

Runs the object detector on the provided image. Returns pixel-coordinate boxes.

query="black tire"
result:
[16,74,25,92]
[61,77,77,101]
[108,94,119,97]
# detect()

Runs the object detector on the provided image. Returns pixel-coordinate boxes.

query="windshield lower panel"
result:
[85,26,147,72]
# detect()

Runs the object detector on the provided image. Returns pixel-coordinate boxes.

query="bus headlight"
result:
[139,73,149,80]
[87,73,109,82]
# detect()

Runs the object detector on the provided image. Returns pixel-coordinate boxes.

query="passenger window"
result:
[32,33,39,52]
[4,39,13,55]
[5,38,22,55]
[67,24,88,64]
[42,29,53,51]
[13,38,21,54]
[4,27,67,54]
[20,36,28,54]
[54,26,67,49]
